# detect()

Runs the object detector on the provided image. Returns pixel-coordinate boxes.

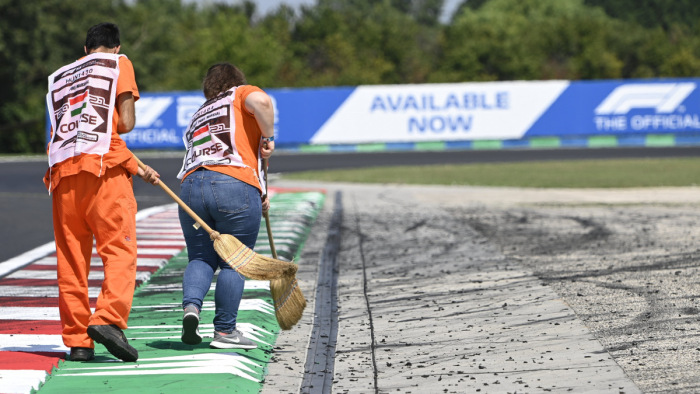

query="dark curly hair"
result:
[85,22,120,52]
[202,63,247,99]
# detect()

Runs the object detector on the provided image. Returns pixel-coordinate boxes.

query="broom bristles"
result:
[213,233,297,280]
[270,275,307,330]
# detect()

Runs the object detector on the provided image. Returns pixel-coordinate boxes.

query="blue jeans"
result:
[179,169,261,333]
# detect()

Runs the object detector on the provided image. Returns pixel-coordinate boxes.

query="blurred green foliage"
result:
[1,0,699,153]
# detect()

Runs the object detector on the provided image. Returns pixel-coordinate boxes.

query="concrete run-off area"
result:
[265,180,700,393]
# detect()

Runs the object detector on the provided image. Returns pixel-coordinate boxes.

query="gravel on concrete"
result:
[264,181,700,393]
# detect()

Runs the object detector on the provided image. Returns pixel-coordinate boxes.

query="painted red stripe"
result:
[68,91,88,106]
[0,278,58,286]
[0,296,96,308]
[0,278,142,287]
[0,320,63,335]
[22,265,61,271]
[0,351,64,370]
[134,254,176,260]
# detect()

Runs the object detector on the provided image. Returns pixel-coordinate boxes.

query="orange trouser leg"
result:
[54,176,95,348]
[53,166,138,348]
[86,166,138,327]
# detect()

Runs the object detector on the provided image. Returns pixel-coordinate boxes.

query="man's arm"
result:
[116,91,135,134]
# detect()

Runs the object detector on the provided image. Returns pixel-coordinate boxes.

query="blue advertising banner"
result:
[526,79,700,137]
[122,86,354,149]
[121,91,204,149]
[46,78,700,150]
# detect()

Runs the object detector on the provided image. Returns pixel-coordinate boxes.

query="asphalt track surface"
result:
[3,146,700,265]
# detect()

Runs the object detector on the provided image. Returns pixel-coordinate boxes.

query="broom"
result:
[263,158,307,330]
[134,156,297,280]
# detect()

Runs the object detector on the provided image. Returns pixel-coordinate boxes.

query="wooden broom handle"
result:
[134,155,216,236]
[262,158,278,259]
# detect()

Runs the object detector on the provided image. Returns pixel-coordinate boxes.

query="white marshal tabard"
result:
[46,53,122,167]
[177,87,262,186]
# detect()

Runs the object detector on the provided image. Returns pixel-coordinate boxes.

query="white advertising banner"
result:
[310,80,570,144]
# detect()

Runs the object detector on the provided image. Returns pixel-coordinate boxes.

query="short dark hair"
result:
[202,63,247,99]
[85,22,120,52]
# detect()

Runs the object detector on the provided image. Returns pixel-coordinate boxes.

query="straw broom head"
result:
[270,275,307,330]
[258,158,305,330]
[212,232,297,280]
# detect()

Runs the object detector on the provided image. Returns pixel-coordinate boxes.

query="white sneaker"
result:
[209,329,257,350]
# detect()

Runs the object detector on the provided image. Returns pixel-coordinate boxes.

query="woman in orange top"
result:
[177,63,275,349]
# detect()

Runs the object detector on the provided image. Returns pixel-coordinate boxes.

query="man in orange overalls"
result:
[44,22,159,362]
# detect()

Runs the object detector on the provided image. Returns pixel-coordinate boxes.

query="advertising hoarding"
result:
[47,79,700,150]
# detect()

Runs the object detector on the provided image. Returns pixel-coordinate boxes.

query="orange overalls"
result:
[44,56,141,349]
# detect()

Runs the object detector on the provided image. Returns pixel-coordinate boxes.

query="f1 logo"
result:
[595,83,696,115]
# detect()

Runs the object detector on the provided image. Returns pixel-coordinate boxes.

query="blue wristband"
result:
[262,136,274,142]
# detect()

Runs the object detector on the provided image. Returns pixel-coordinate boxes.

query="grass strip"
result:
[282,157,700,188]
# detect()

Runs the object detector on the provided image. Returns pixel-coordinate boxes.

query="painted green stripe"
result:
[529,137,561,148]
[38,252,271,393]
[414,141,446,150]
[70,103,86,117]
[299,144,330,153]
[472,140,503,149]
[645,134,675,147]
[38,191,326,394]
[587,136,618,147]
[192,135,212,147]
[281,134,700,154]
[356,143,386,152]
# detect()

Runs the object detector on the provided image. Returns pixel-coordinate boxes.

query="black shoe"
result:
[69,347,94,361]
[87,324,138,362]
